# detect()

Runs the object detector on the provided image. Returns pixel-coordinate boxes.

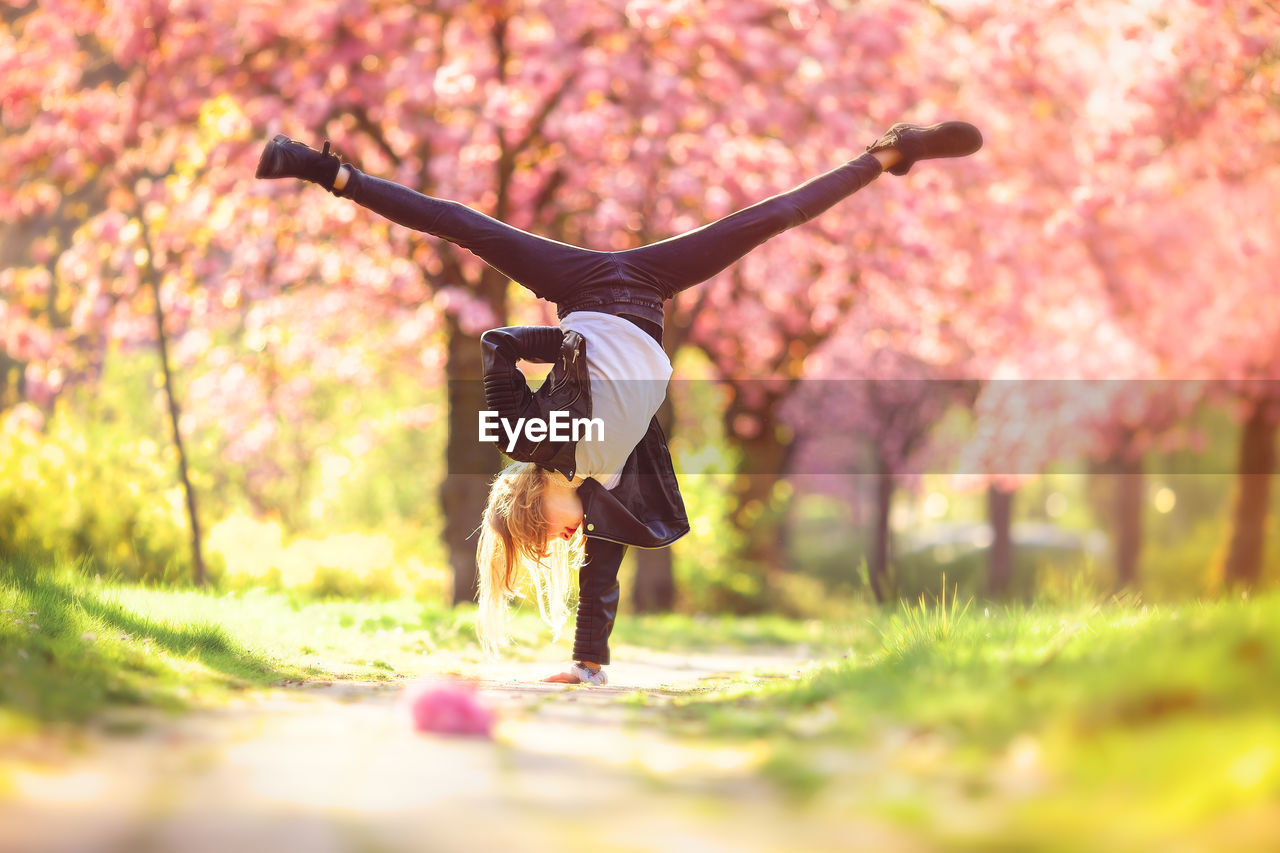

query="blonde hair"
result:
[476,461,585,655]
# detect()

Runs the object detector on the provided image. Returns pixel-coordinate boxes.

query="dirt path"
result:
[0,650,916,853]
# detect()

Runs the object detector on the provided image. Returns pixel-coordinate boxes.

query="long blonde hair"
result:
[476,461,585,655]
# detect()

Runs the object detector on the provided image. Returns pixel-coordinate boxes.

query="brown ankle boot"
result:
[255,135,343,191]
[866,121,983,175]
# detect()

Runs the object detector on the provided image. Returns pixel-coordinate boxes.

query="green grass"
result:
[7,557,1280,847]
[0,558,481,740]
[2,555,860,740]
[611,609,868,655]
[669,591,1280,849]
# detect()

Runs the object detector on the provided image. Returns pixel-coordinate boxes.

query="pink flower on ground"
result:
[403,678,495,738]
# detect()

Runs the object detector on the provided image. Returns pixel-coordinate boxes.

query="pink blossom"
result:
[403,679,495,738]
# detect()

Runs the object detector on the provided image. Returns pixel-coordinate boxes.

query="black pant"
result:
[342,152,885,664]
[342,152,883,330]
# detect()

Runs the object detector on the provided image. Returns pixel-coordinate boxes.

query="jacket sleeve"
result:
[480,326,566,425]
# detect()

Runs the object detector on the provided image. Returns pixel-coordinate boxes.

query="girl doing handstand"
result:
[257,120,982,684]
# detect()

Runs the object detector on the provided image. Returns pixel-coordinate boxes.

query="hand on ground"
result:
[541,670,583,683]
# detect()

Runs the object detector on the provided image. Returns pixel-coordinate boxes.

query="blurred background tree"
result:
[1,0,1276,607]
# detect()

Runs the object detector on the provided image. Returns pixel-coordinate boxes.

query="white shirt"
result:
[558,312,673,490]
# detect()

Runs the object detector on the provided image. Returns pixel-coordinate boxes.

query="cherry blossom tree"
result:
[893,0,1279,593]
[6,0,1276,603]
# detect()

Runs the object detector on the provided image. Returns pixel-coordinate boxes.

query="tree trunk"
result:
[632,548,675,612]
[0,352,22,411]
[987,485,1015,598]
[444,318,501,606]
[1223,398,1277,590]
[726,404,791,604]
[1114,461,1144,590]
[1091,448,1145,590]
[140,215,205,586]
[869,459,894,604]
[632,395,675,612]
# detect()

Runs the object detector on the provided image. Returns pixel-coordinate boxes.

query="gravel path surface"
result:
[0,650,915,853]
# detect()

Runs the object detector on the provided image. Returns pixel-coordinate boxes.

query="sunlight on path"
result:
[0,653,917,853]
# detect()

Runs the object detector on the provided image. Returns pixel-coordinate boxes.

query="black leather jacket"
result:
[480,326,689,549]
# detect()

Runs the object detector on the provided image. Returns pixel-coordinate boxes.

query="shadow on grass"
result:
[1,559,307,726]
[71,581,295,680]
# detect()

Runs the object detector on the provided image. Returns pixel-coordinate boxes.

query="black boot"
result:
[866,121,983,175]
[255,135,344,192]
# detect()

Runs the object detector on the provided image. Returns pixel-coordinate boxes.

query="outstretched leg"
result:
[612,121,981,299]
[340,170,618,304]
[256,136,614,304]
[257,120,980,311]
[615,153,883,298]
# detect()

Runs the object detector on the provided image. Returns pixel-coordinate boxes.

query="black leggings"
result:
[341,153,886,666]
[340,152,884,330]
